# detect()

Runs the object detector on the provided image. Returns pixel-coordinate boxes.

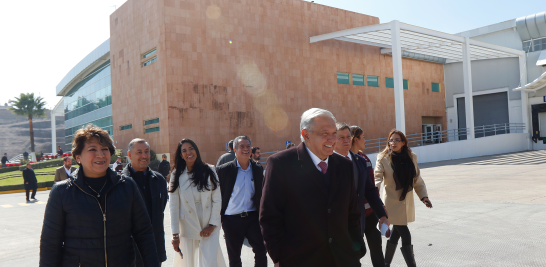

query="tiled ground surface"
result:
[1,150,545,266]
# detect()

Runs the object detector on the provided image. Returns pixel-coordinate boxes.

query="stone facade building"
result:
[110,0,446,163]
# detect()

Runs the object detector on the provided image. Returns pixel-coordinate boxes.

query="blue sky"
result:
[0,0,543,109]
[306,0,544,34]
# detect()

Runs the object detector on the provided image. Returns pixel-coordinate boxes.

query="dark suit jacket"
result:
[216,158,264,222]
[259,143,364,267]
[350,151,387,235]
[121,166,168,262]
[22,168,38,190]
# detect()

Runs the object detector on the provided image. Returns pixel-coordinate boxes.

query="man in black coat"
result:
[260,108,364,267]
[217,135,267,267]
[123,138,168,266]
[1,153,9,168]
[157,154,170,180]
[22,163,38,202]
[334,122,389,267]
[57,146,64,157]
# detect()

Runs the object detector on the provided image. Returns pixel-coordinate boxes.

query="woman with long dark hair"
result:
[169,139,226,267]
[374,129,432,267]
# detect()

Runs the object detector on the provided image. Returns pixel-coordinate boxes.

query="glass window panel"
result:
[385,77,394,88]
[367,75,379,87]
[142,57,157,67]
[352,74,365,86]
[142,49,157,59]
[120,124,132,131]
[145,127,160,134]
[534,40,541,51]
[403,79,409,90]
[431,82,441,92]
[337,72,350,85]
[144,118,159,125]
[523,41,531,52]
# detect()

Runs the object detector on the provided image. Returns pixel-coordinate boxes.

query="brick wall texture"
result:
[110,0,446,164]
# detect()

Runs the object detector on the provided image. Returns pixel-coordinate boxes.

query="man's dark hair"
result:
[286,143,295,149]
[228,140,234,151]
[251,147,260,154]
[63,156,71,162]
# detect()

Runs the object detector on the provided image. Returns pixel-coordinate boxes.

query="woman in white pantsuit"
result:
[169,139,226,267]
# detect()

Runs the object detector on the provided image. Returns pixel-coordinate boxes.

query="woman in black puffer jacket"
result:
[39,125,160,267]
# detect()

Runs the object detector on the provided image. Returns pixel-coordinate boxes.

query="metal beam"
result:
[469,39,524,56]
[334,37,392,48]
[400,22,466,43]
[462,37,475,140]
[391,20,406,133]
[519,55,529,136]
[310,22,391,43]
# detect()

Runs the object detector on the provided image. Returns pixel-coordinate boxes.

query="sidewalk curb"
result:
[0,187,51,195]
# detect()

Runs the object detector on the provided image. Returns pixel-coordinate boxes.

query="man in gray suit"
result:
[54,156,77,183]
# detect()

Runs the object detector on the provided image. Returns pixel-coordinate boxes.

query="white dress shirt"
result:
[305,146,329,172]
[64,166,72,176]
[224,160,256,215]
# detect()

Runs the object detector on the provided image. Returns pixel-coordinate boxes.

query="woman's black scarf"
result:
[391,151,416,201]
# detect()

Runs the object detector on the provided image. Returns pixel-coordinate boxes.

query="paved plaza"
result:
[0,150,545,267]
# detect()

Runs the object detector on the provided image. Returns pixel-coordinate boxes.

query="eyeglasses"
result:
[388,139,402,144]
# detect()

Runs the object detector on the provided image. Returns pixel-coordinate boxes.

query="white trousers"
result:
[172,203,226,267]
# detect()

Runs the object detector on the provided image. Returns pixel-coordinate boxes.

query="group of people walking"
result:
[39,107,432,267]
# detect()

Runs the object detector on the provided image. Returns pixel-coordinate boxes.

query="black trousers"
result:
[223,212,267,267]
[364,214,385,267]
[25,188,36,200]
[389,225,412,246]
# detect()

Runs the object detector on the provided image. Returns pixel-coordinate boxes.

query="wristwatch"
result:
[209,224,216,227]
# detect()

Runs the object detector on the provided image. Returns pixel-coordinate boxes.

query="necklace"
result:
[85,178,108,198]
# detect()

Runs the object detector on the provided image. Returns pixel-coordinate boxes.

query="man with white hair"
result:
[122,138,168,266]
[260,108,366,267]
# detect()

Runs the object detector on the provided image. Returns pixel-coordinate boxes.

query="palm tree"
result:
[8,93,47,152]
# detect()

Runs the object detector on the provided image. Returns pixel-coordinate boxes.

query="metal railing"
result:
[362,123,525,154]
[258,150,282,165]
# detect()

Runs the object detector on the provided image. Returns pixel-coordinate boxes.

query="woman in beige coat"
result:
[374,130,432,267]
[169,139,226,267]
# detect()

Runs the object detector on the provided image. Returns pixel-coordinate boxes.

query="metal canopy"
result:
[309,20,529,138]
[514,71,546,92]
[310,22,523,62]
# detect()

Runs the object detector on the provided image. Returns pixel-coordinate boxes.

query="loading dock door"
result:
[457,92,510,139]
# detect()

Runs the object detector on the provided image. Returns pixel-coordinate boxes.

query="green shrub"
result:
[18,159,65,171]
[0,166,20,174]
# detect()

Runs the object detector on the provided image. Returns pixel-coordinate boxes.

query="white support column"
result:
[462,37,475,139]
[390,20,405,133]
[518,55,529,134]
[51,109,56,154]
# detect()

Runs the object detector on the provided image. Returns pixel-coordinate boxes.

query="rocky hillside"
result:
[0,106,65,158]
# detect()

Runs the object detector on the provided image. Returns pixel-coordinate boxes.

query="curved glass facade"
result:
[63,60,113,147]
